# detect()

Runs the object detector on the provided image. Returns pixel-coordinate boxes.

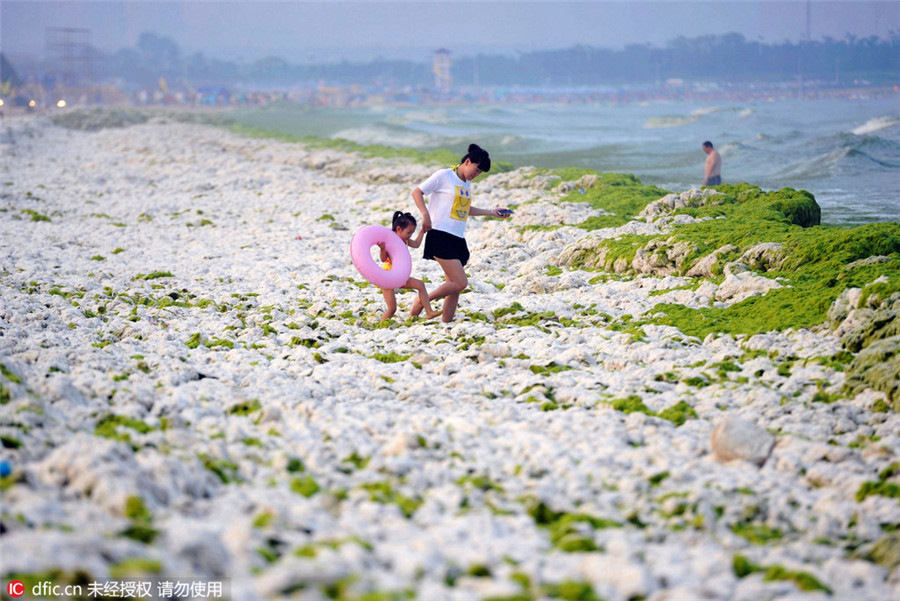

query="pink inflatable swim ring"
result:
[350,225,412,289]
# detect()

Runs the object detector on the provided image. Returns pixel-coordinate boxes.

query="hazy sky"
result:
[3,0,898,63]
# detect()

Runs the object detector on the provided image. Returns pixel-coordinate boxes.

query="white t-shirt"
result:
[418,168,471,238]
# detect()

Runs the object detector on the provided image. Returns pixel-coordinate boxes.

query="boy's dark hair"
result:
[703,140,714,148]
[461,143,491,172]
[392,211,417,231]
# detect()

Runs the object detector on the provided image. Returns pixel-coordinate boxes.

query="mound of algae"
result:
[550,174,900,408]
[534,168,671,230]
[50,107,150,130]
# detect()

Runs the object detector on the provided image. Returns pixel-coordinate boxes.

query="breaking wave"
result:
[851,116,900,136]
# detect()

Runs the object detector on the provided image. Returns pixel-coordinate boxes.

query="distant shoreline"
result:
[3,81,897,116]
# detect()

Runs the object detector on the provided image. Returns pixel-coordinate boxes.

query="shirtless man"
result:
[702,140,722,186]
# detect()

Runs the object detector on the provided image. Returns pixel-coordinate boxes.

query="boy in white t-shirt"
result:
[411,144,512,323]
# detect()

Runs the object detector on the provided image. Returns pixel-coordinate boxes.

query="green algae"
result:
[605,396,697,426]
[651,223,900,338]
[556,178,899,338]
[109,558,162,578]
[457,474,504,493]
[287,457,306,473]
[494,577,605,601]
[648,471,670,487]
[291,475,320,497]
[656,401,699,426]
[134,271,174,280]
[608,395,653,416]
[369,351,411,363]
[205,337,234,349]
[856,480,900,502]
[1,362,23,385]
[880,463,900,480]
[523,497,620,553]
[843,336,900,410]
[856,463,900,502]
[541,581,604,601]
[294,537,374,560]
[732,555,831,593]
[120,495,158,544]
[22,208,51,222]
[95,414,154,446]
[1,434,23,448]
[199,454,240,483]
[342,451,370,471]
[253,511,276,529]
[861,532,900,573]
[184,332,203,349]
[227,121,514,174]
[124,496,152,522]
[542,169,669,229]
[730,522,784,544]
[529,362,573,375]
[228,398,262,416]
[359,481,422,518]
[290,336,322,348]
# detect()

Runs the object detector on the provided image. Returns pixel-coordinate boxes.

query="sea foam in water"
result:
[234,96,900,225]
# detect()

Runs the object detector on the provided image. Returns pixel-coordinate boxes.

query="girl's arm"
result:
[470,206,510,218]
[412,187,432,231]
[377,241,389,262]
[406,227,426,249]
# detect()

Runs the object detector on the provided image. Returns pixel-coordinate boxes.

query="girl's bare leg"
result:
[411,259,468,320]
[405,278,441,319]
[381,288,397,321]
[432,258,468,322]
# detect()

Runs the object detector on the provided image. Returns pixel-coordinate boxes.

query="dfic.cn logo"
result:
[7,580,25,597]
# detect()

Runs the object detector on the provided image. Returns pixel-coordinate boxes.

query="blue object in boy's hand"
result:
[497,209,514,216]
[0,461,11,477]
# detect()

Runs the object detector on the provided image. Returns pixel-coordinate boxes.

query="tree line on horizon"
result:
[3,30,898,93]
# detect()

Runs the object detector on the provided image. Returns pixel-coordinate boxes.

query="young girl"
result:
[378,211,442,321]
[411,144,511,323]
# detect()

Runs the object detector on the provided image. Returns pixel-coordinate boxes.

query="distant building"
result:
[46,27,92,87]
[433,49,452,94]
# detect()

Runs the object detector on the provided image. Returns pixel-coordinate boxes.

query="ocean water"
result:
[233,97,900,226]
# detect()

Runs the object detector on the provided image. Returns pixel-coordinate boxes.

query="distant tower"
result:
[433,48,452,94]
[46,27,92,86]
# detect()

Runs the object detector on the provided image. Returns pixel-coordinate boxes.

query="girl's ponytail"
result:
[391,211,417,231]
[461,143,491,173]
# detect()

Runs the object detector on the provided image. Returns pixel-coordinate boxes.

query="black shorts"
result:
[706,175,722,186]
[423,229,469,266]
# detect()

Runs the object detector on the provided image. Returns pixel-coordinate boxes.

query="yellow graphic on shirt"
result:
[450,186,471,221]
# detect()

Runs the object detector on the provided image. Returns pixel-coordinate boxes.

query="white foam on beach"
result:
[1,114,897,600]
[644,106,731,129]
[643,115,700,129]
[332,125,437,149]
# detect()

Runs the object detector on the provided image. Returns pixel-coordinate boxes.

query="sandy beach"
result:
[1,111,898,600]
